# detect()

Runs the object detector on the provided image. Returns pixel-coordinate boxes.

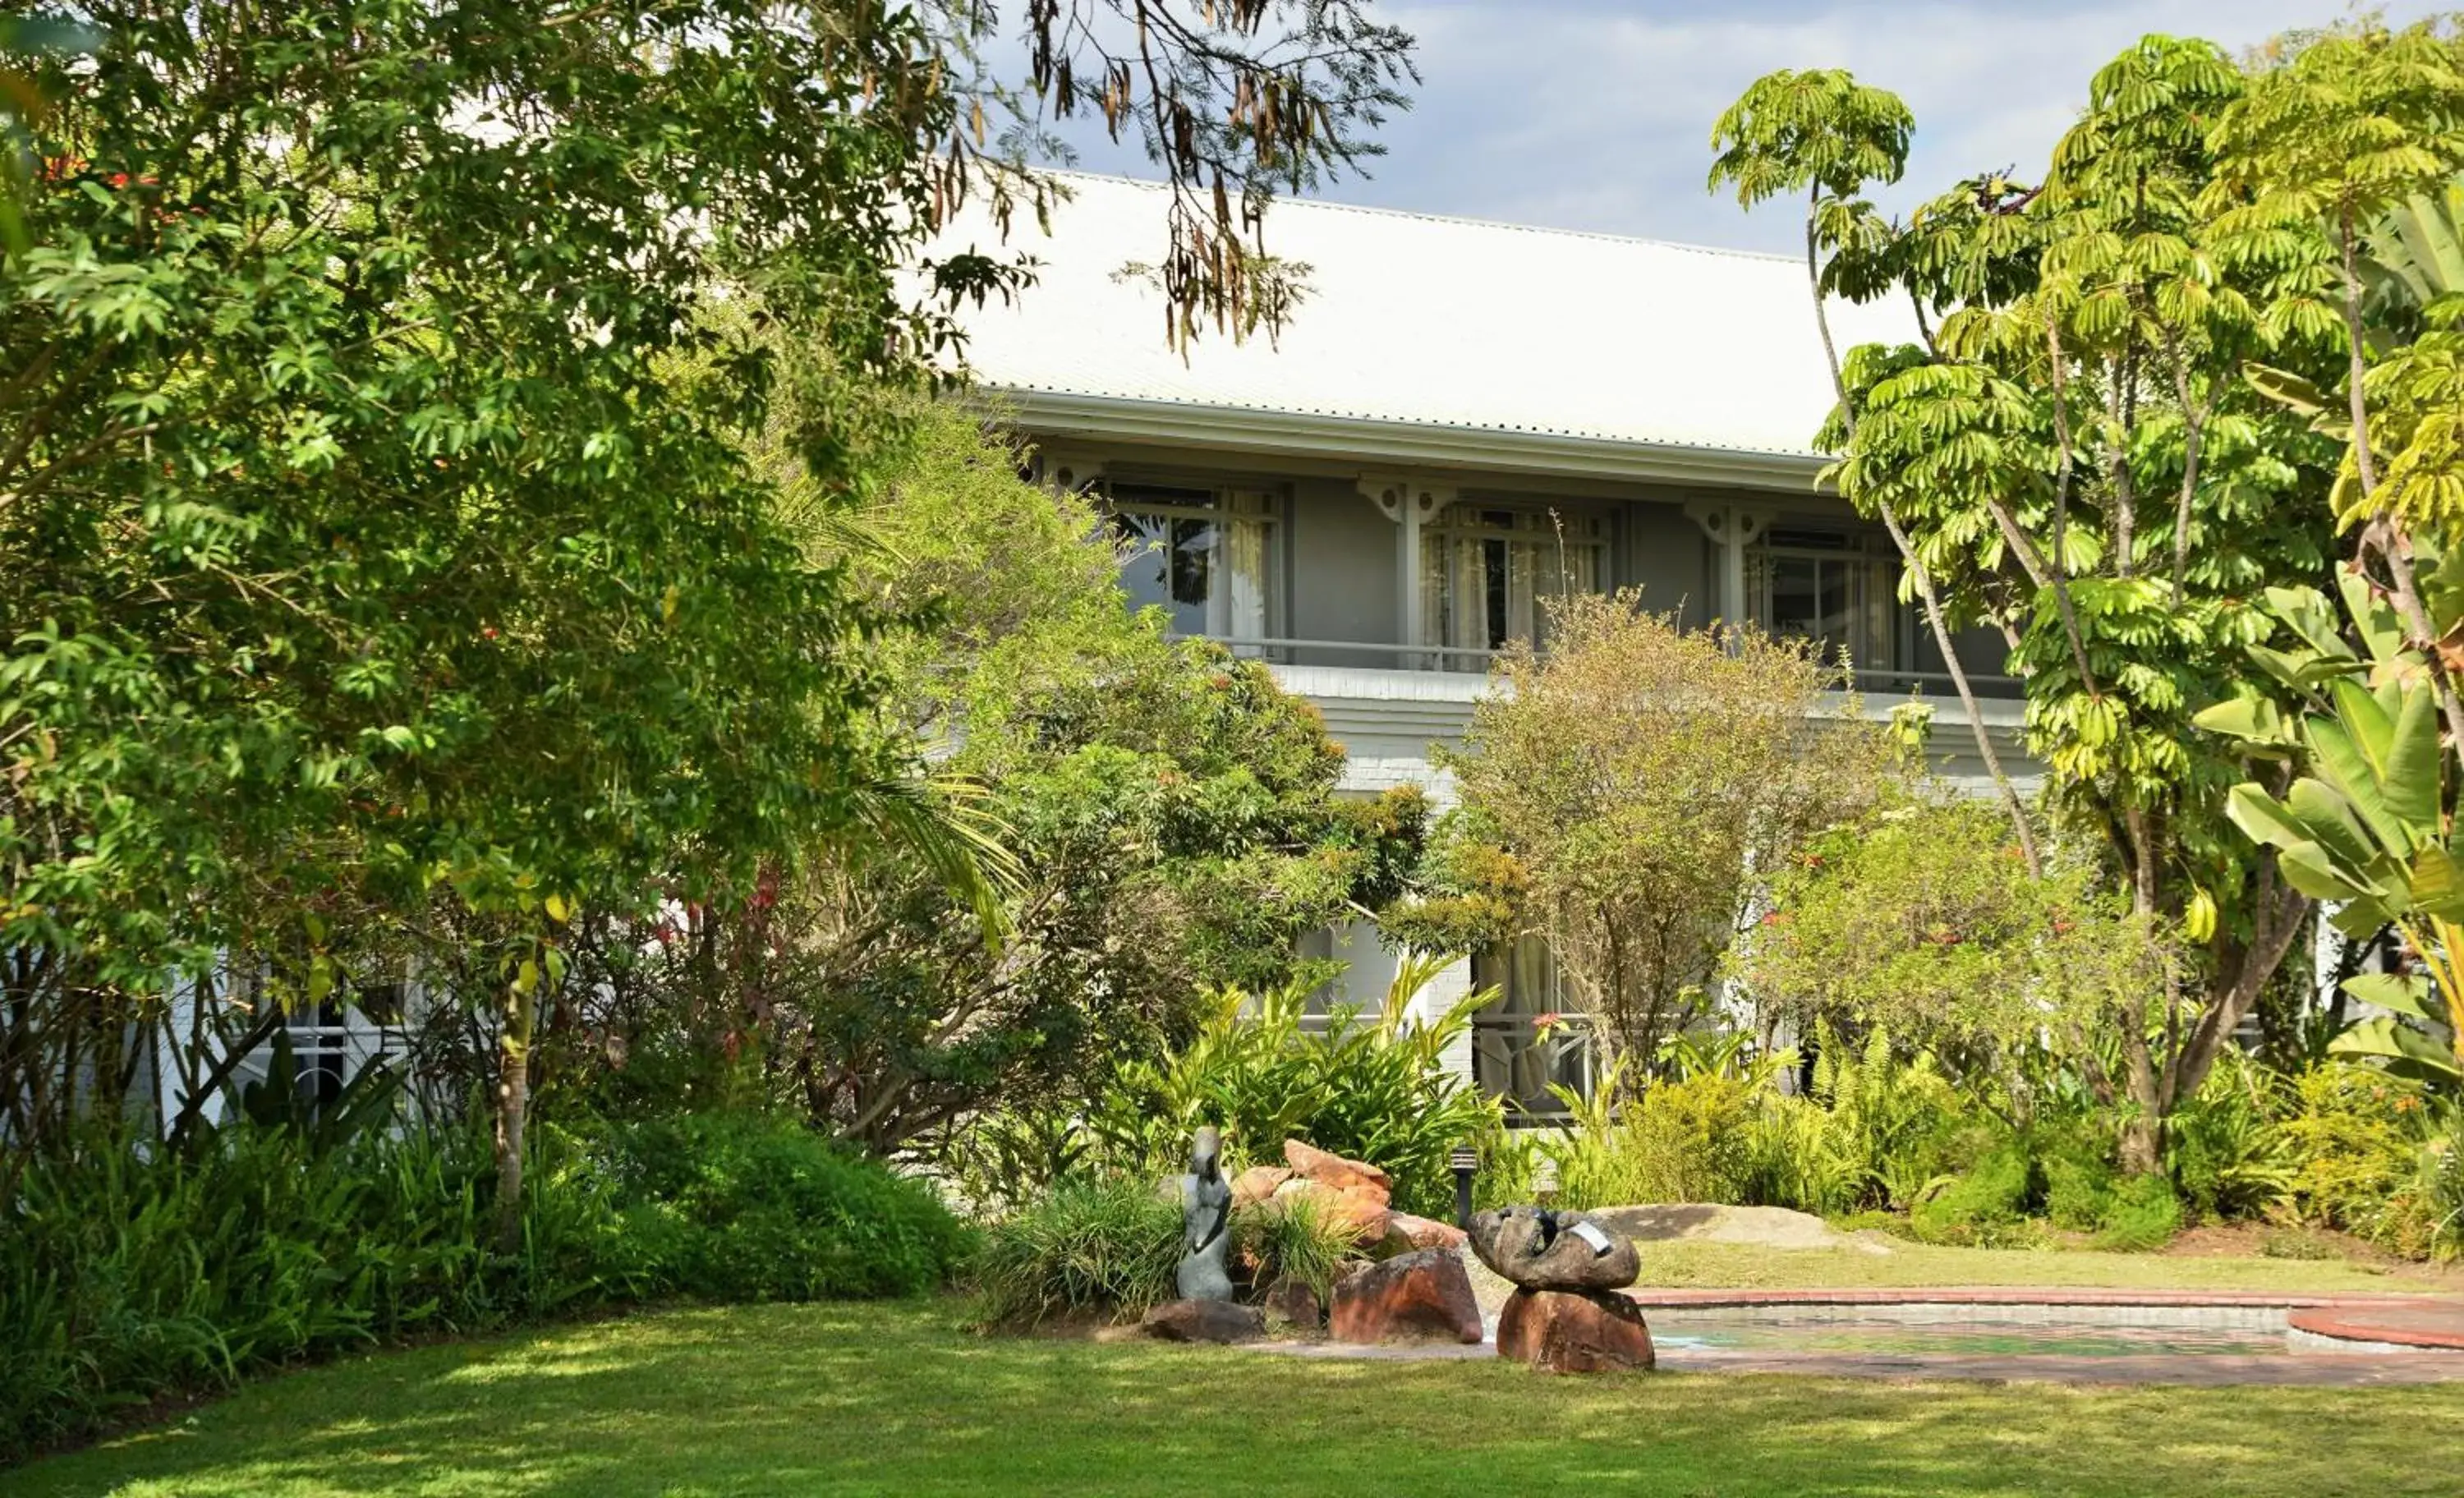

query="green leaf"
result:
[2284,777,2384,875]
[2381,683,2443,834]
[2410,844,2464,924]
[2244,361,2332,418]
[2341,972,2442,1023]
[2191,696,2290,743]
[2329,1015,2462,1082]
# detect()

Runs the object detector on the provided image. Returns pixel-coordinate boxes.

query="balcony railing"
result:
[1179,634,2025,699]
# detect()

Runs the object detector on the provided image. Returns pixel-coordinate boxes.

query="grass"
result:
[9,1239,2464,1498]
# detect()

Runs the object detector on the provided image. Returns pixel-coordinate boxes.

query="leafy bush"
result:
[1234,1191,1362,1306]
[0,1122,600,1461]
[2094,1173,2184,1252]
[2043,1151,2117,1232]
[2280,1064,2427,1242]
[2166,1055,2296,1222]
[2417,1107,2464,1261]
[1544,1061,1757,1208]
[595,1113,970,1301]
[1071,965,1501,1217]
[1910,1145,2037,1247]
[0,1110,965,1461]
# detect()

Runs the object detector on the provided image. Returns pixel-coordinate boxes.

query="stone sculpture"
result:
[1176,1125,1236,1302]
[1467,1206,1653,1373]
[1466,1206,1641,1290]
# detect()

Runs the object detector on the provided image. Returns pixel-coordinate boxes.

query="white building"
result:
[942,173,2036,1114]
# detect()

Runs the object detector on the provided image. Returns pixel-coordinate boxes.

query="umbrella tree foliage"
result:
[1711,35,2365,1169]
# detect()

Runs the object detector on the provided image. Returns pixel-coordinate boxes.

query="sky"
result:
[1049,0,2452,255]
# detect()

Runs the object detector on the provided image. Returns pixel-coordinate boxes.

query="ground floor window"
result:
[1470,934,1595,1119]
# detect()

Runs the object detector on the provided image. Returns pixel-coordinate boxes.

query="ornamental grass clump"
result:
[967,1175,1184,1330]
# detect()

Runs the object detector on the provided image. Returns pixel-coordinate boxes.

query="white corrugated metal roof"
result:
[931,172,1918,463]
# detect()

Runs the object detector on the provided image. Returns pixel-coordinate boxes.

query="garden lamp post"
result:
[1450,1145,1478,1228]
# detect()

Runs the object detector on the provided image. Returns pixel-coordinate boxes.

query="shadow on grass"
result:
[8,1299,2461,1497]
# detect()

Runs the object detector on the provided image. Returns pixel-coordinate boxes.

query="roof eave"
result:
[992,388,1833,492]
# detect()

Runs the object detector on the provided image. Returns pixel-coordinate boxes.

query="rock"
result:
[1327,1248,1483,1345]
[1262,1275,1322,1331]
[1271,1177,1391,1242]
[1230,1165,1294,1209]
[1467,1206,1640,1290]
[1140,1298,1266,1344]
[1496,1289,1655,1373]
[1284,1139,1392,1202]
[1384,1211,1469,1252]
[1589,1203,1889,1255]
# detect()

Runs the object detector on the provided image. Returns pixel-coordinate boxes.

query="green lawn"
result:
[11,1245,2464,1498]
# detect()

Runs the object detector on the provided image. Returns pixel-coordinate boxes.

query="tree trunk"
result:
[493,994,533,1254]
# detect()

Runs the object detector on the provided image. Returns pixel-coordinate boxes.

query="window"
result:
[1748,527,1901,676]
[1420,506,1606,670]
[1470,935,1596,1119]
[1294,925,1386,1035]
[1102,480,1276,646]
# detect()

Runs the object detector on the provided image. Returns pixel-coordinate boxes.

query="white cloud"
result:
[1051,1,2448,251]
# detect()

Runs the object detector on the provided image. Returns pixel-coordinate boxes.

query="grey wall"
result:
[1620,501,1712,630]
[1287,478,1399,664]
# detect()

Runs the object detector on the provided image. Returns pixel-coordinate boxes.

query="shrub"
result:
[1910,1145,2037,1247]
[1738,1094,1861,1217]
[0,1121,609,1462]
[1234,1191,1363,1305]
[595,1113,971,1301]
[2421,1107,2464,1261]
[0,1110,968,1462]
[2280,1064,2425,1242]
[2094,1173,2183,1252]
[2166,1054,2295,1222]
[2043,1152,2117,1232]
[968,1174,1361,1329]
[1541,1060,1757,1209]
[967,1175,1184,1329]
[1078,967,1501,1217]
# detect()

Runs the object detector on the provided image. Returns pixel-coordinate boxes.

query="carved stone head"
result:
[1190,1125,1223,1182]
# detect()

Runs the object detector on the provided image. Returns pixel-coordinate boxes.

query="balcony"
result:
[1170,633,2036,800]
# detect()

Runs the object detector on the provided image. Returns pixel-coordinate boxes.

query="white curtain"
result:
[1211,490,1271,651]
[1419,532,1490,672]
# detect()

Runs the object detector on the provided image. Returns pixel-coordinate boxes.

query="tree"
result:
[0,0,1417,1233]
[1735,797,2169,1114]
[1708,67,2040,873]
[559,397,1426,1155]
[1720,39,2351,1171]
[2204,21,2464,751]
[1440,592,1892,1079]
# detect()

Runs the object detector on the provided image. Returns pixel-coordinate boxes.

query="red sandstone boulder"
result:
[1271,1177,1391,1242]
[1495,1289,1655,1373]
[1231,1165,1293,1209]
[1328,1248,1483,1345]
[1285,1139,1392,1202]
[1262,1275,1323,1331]
[1385,1211,1469,1252]
[1141,1298,1266,1344]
